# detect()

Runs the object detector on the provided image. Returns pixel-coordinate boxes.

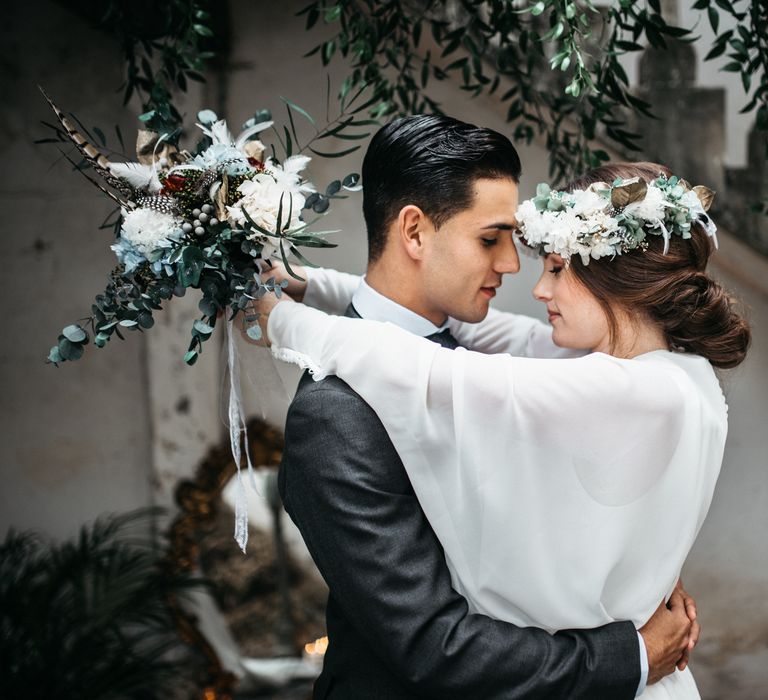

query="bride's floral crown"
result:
[515,174,718,265]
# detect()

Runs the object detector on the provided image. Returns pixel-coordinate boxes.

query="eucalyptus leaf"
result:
[58,337,84,361]
[199,298,218,317]
[193,319,214,336]
[138,311,154,329]
[63,325,87,343]
[47,345,63,364]
[312,197,330,214]
[342,173,361,191]
[246,325,263,341]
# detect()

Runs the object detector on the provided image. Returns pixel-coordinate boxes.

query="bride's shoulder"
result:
[560,350,690,411]
[586,349,726,419]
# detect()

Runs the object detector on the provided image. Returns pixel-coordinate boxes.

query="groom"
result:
[266,116,697,698]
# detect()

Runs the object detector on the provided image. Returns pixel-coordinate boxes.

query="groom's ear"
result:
[397,205,432,261]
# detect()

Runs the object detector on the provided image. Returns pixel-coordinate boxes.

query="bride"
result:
[253,163,750,698]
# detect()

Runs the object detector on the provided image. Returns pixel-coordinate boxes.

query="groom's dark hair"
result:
[362,114,522,262]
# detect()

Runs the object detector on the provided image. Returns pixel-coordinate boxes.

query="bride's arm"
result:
[448,307,583,358]
[268,301,684,496]
[270,263,361,315]
[303,266,361,314]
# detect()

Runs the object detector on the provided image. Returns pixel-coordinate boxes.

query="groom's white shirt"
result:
[307,269,649,697]
[351,278,449,335]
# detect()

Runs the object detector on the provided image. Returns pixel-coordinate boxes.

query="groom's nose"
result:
[493,237,521,275]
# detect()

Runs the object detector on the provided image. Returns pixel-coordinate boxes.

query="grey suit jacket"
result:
[278,305,640,699]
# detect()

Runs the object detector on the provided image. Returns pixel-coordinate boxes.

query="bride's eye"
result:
[549,266,563,275]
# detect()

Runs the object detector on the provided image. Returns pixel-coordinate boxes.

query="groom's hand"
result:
[672,578,700,671]
[640,590,693,685]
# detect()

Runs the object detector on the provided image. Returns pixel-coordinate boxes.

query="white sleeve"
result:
[269,302,684,506]
[302,266,362,315]
[447,307,583,359]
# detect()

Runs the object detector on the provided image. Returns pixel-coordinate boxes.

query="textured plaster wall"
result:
[1,3,156,539]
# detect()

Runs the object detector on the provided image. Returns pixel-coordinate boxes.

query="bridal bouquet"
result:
[39,88,370,551]
[40,90,362,367]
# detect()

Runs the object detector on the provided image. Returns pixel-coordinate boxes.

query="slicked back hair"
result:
[362,115,522,262]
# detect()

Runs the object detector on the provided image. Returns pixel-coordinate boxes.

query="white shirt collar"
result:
[351,278,448,337]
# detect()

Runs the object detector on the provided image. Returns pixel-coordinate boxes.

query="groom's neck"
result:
[365,259,447,327]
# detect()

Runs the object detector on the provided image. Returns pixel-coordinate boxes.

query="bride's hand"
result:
[261,260,308,301]
[241,290,294,347]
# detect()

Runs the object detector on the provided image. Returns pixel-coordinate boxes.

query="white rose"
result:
[227,173,306,234]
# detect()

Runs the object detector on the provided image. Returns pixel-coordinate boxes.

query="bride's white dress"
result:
[271,269,728,698]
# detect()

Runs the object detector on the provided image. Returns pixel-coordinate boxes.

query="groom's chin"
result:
[452,304,491,324]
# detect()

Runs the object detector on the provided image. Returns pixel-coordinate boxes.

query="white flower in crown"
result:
[569,188,607,217]
[119,207,182,256]
[588,238,618,262]
[514,199,548,245]
[548,210,581,255]
[516,174,718,264]
[623,184,667,222]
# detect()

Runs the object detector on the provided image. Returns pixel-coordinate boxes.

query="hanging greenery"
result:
[298,0,767,186]
[60,0,219,138]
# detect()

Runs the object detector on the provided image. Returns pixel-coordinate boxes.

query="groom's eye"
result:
[481,237,498,247]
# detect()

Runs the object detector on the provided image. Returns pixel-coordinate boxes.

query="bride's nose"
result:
[532,271,551,301]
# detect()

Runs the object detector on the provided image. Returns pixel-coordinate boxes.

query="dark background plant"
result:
[58,0,221,138]
[51,1,767,210]
[298,0,767,192]
[0,509,207,699]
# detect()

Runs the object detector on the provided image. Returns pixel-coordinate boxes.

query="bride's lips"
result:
[547,309,561,323]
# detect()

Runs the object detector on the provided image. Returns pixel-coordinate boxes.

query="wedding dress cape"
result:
[270,269,728,699]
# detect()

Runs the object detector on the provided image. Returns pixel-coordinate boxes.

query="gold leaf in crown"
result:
[692,185,715,211]
[611,177,648,209]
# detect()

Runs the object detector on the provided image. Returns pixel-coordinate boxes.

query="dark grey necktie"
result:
[345,303,460,350]
[426,327,459,350]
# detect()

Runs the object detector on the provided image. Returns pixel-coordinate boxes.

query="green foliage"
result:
[63,0,218,138]
[697,0,767,155]
[0,509,206,698]
[299,0,766,185]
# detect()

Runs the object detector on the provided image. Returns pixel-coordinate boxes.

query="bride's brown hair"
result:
[563,162,751,369]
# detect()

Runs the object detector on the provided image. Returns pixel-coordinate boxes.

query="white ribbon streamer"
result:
[226,317,258,553]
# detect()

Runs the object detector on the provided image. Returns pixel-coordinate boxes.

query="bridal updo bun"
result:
[565,162,751,369]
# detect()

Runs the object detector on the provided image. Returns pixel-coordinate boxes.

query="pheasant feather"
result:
[39,86,132,196]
